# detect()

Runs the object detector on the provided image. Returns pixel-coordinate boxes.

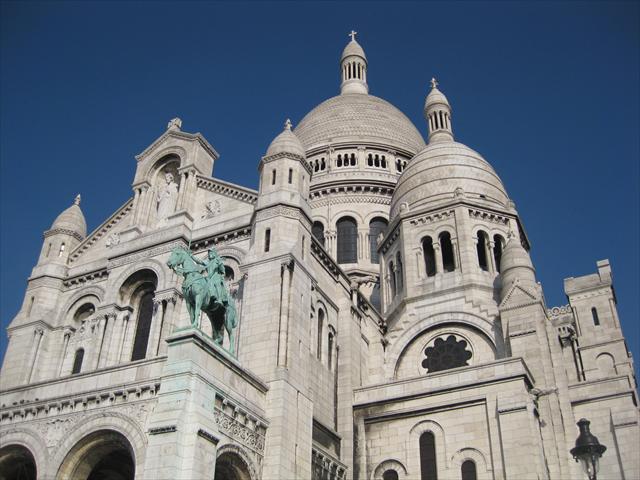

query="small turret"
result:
[425,78,454,143]
[340,30,368,95]
[38,194,87,265]
[500,234,536,299]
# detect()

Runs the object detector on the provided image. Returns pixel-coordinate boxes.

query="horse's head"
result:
[167,247,187,271]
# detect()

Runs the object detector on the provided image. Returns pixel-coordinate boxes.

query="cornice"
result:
[43,228,84,242]
[196,176,258,205]
[136,130,219,162]
[69,198,134,265]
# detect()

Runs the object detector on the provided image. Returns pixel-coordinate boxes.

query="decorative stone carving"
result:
[167,117,182,131]
[106,233,120,248]
[214,408,266,454]
[202,200,221,219]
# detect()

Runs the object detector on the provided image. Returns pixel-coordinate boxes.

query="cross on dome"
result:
[349,30,357,42]
[430,77,439,89]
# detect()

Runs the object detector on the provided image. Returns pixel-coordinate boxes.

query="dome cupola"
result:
[50,194,87,239]
[340,31,368,95]
[425,78,453,143]
[265,119,305,158]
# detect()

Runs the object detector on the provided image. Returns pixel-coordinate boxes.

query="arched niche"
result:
[117,269,158,361]
[214,444,257,480]
[0,444,37,480]
[56,429,135,480]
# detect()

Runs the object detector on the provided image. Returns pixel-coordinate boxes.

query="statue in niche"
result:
[156,172,179,223]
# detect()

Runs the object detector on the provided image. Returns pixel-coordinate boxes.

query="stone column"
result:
[26,327,44,384]
[488,240,497,273]
[118,314,132,363]
[98,312,117,368]
[158,297,177,355]
[433,242,443,274]
[147,298,166,358]
[93,315,109,370]
[57,329,73,376]
[451,238,460,271]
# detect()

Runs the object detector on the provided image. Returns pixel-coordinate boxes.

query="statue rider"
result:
[191,248,228,309]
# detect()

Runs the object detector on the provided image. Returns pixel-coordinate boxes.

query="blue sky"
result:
[1,1,638,369]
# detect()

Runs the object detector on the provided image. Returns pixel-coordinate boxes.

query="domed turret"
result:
[340,30,368,95]
[265,119,305,158]
[37,194,87,266]
[500,235,536,298]
[50,194,87,238]
[424,78,453,143]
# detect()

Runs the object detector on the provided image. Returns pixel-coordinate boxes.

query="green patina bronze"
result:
[167,246,237,354]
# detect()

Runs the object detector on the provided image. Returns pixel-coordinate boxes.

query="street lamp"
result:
[570,418,607,480]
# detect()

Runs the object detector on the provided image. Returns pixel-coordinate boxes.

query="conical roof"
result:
[50,194,87,238]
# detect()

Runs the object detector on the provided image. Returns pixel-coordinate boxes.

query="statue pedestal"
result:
[142,328,267,480]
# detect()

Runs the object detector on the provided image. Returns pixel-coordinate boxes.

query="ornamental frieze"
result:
[468,208,510,225]
[214,409,265,455]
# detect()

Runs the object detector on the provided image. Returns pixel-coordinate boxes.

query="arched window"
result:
[422,335,472,373]
[476,231,489,271]
[592,307,600,326]
[74,303,95,323]
[493,234,505,272]
[382,470,399,480]
[58,242,66,257]
[419,432,437,480]
[264,228,271,252]
[396,252,403,292]
[389,261,396,298]
[131,291,154,361]
[369,217,388,264]
[224,266,235,281]
[337,154,343,167]
[317,309,324,361]
[461,460,477,480]
[350,153,356,166]
[439,232,455,272]
[336,217,357,264]
[312,221,325,247]
[423,237,436,277]
[72,348,84,374]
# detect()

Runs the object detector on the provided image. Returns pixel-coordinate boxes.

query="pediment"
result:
[136,129,218,163]
[499,281,541,310]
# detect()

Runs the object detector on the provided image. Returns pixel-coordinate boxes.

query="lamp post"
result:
[570,418,607,480]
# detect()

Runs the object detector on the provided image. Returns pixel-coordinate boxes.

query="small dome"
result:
[51,195,87,238]
[341,39,366,61]
[425,86,450,110]
[390,142,509,217]
[295,94,425,153]
[265,119,305,158]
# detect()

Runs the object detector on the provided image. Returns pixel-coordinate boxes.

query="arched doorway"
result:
[0,444,37,480]
[214,450,252,480]
[56,430,135,480]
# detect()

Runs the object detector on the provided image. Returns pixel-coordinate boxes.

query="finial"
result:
[430,77,439,89]
[284,118,292,131]
[167,117,182,131]
[74,194,81,206]
[349,30,357,42]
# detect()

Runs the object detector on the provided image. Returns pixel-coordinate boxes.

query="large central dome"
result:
[295,93,425,154]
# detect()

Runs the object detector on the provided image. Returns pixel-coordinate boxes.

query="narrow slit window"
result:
[477,231,489,271]
[71,348,84,374]
[493,234,505,272]
[461,460,477,480]
[592,307,600,326]
[264,228,271,253]
[419,432,438,480]
[58,243,66,257]
[288,168,293,184]
[439,232,455,272]
[423,237,436,277]
[271,169,276,185]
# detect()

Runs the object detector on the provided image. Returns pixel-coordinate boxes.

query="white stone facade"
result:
[1,36,638,480]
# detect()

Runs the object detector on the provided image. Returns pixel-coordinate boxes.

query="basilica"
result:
[0,34,638,480]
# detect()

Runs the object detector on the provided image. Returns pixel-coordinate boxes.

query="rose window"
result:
[422,334,472,373]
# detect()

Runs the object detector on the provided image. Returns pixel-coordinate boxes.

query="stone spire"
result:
[340,31,368,95]
[424,77,453,143]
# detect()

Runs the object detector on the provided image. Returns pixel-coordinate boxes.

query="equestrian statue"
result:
[167,246,238,354]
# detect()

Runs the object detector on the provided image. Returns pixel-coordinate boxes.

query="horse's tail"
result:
[226,301,238,329]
